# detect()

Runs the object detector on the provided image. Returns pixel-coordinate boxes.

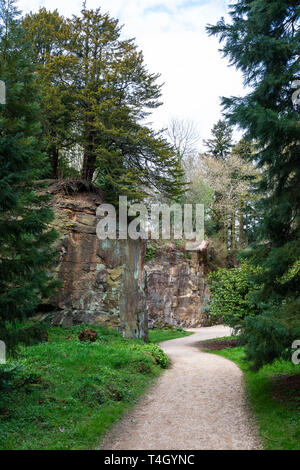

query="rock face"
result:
[46,182,211,333]
[48,182,147,340]
[145,245,210,328]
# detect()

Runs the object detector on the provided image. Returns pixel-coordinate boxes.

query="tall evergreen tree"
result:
[0,0,59,347]
[23,9,75,178]
[24,7,185,203]
[203,119,233,159]
[231,138,260,248]
[68,7,184,202]
[202,120,233,247]
[208,0,300,367]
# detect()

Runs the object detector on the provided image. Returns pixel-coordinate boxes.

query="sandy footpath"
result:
[99,325,261,450]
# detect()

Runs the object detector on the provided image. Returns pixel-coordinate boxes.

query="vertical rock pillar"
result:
[119,239,148,340]
[49,184,148,340]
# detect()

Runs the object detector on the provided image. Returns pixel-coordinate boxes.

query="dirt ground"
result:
[198,338,238,350]
[99,325,262,450]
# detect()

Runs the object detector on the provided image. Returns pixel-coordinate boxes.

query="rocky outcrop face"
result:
[145,245,210,328]
[48,182,147,340]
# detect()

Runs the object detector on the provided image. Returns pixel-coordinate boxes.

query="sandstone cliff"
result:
[46,182,211,334]
[145,243,210,328]
[47,181,148,340]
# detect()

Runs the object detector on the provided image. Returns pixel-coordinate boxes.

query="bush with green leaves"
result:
[241,299,300,370]
[145,344,169,369]
[207,263,262,330]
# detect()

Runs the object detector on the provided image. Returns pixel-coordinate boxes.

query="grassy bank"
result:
[0,325,189,450]
[149,327,193,344]
[204,343,300,450]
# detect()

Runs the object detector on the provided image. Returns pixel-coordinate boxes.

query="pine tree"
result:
[23,9,75,178]
[68,6,185,202]
[202,120,232,248]
[208,0,300,367]
[203,119,233,159]
[231,139,259,248]
[203,119,233,249]
[24,6,185,203]
[0,0,59,348]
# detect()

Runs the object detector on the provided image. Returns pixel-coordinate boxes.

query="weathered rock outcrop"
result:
[145,244,210,328]
[47,182,147,340]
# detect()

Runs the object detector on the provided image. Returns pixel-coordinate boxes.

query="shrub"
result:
[145,344,169,369]
[207,263,262,330]
[241,299,300,370]
[0,363,19,391]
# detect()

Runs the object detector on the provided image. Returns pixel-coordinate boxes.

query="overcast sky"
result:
[18,0,245,147]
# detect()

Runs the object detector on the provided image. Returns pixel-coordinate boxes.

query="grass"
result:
[0,324,188,450]
[149,327,193,344]
[204,343,300,450]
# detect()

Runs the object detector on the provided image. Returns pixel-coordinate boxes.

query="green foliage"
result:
[23,6,185,203]
[23,8,74,179]
[0,2,59,348]
[2,320,49,352]
[0,363,19,391]
[182,174,214,234]
[145,245,157,263]
[241,300,300,370]
[197,133,259,254]
[203,119,233,160]
[0,324,170,450]
[208,0,300,366]
[207,263,262,329]
[144,343,169,369]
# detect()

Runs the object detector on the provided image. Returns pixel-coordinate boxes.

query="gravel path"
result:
[99,326,261,450]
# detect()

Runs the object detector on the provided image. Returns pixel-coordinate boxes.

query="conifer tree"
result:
[23,9,75,178]
[202,120,233,246]
[203,119,233,159]
[67,6,184,202]
[0,0,59,347]
[24,7,185,203]
[208,0,300,367]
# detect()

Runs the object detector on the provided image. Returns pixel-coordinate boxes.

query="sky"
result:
[18,0,246,148]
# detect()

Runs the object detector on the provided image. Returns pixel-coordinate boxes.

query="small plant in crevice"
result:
[145,245,157,263]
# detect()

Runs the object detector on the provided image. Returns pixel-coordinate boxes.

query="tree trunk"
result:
[51,146,59,179]
[223,210,228,256]
[81,126,96,181]
[81,149,96,181]
[244,213,249,247]
[238,203,244,249]
[231,209,236,251]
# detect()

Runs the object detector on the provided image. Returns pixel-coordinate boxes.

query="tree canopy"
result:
[0,0,59,347]
[23,6,185,203]
[208,0,300,367]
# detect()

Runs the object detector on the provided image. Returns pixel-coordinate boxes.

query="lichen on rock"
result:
[46,181,148,340]
[145,243,211,328]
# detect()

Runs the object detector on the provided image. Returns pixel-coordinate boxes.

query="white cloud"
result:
[18,0,246,146]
